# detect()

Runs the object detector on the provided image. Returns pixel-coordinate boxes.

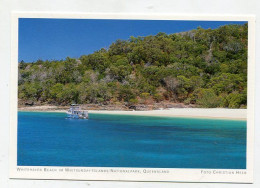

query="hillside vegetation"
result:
[18,24,248,108]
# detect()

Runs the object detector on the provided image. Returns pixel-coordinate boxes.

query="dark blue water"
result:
[18,112,246,169]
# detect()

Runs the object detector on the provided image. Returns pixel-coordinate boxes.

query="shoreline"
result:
[18,106,247,120]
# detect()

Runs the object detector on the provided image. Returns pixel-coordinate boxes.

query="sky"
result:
[18,18,247,62]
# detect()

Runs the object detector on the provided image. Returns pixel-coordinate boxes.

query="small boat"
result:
[66,104,88,119]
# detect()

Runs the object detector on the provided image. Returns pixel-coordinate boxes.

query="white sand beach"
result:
[89,108,247,120]
[18,106,247,120]
[18,105,67,113]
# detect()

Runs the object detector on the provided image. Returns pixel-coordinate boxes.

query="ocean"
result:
[17,112,246,169]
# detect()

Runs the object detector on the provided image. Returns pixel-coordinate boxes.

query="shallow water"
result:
[17,112,246,169]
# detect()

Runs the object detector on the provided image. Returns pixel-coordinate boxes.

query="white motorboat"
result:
[66,104,88,119]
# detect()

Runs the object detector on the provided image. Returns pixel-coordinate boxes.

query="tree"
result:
[50,83,64,103]
[196,89,221,108]
[118,85,136,103]
[163,76,179,100]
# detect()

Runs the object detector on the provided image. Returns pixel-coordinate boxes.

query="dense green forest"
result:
[18,24,248,108]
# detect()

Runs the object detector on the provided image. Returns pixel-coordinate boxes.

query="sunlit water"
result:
[18,112,246,169]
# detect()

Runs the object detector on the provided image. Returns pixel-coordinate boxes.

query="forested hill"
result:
[18,24,248,109]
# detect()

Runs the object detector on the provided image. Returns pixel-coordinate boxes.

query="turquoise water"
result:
[18,112,246,169]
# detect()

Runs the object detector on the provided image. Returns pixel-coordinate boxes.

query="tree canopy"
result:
[18,24,248,108]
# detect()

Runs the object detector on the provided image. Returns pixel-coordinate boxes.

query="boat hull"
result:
[67,113,88,119]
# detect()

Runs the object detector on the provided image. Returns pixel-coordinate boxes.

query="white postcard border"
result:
[9,12,255,183]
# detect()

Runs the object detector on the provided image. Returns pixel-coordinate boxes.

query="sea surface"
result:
[18,112,246,169]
